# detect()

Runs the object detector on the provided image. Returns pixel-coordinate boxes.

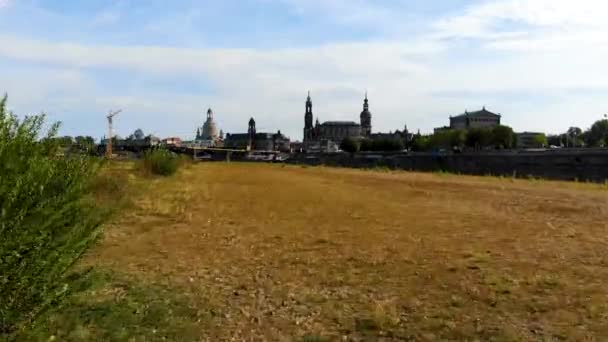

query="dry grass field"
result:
[25,162,608,341]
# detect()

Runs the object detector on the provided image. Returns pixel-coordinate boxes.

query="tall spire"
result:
[307,90,311,100]
[360,91,371,137]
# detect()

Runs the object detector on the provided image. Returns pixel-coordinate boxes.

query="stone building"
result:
[303,92,371,147]
[370,124,413,145]
[196,108,223,147]
[516,132,546,148]
[317,121,361,142]
[449,107,501,130]
[225,117,290,152]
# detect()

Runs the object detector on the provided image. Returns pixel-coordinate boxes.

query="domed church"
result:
[196,108,223,146]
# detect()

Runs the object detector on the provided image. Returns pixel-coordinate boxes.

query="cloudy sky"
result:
[1,0,607,140]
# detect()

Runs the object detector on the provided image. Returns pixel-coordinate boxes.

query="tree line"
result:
[546,120,608,148]
[339,117,608,153]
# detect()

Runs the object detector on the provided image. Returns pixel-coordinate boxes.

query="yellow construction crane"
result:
[106,109,122,159]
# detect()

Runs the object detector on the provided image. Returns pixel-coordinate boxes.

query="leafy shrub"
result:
[0,96,107,335]
[359,138,404,152]
[140,148,180,176]
[359,138,373,152]
[340,137,360,153]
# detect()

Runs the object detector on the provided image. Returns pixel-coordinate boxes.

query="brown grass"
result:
[82,162,608,340]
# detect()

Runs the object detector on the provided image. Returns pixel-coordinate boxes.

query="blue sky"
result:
[1,0,607,140]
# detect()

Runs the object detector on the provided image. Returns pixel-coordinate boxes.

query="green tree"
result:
[449,130,466,149]
[465,128,492,150]
[410,134,430,152]
[359,138,373,152]
[547,134,562,147]
[0,95,107,335]
[370,138,404,151]
[128,129,145,141]
[584,119,608,147]
[428,130,452,150]
[74,136,96,154]
[339,137,360,153]
[491,125,515,149]
[532,133,548,147]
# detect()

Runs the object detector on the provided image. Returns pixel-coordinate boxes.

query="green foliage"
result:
[359,138,404,152]
[17,269,208,341]
[585,119,608,147]
[532,133,548,147]
[465,128,493,150]
[339,137,360,153]
[411,125,516,152]
[429,130,465,150]
[360,138,373,152]
[128,128,145,141]
[73,136,96,155]
[491,125,515,149]
[0,95,107,335]
[547,134,562,147]
[140,148,180,176]
[376,138,404,151]
[410,134,431,151]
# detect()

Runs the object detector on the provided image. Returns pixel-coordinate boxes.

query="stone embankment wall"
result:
[286,149,608,182]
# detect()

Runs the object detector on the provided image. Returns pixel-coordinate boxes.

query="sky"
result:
[1,0,607,141]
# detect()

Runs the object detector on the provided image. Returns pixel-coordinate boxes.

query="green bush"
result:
[340,137,360,153]
[0,95,107,335]
[359,138,404,152]
[140,148,180,176]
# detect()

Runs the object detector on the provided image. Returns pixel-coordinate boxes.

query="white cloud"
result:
[2,0,608,139]
[0,0,10,9]
[433,0,608,48]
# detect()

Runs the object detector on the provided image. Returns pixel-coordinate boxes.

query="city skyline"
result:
[1,0,607,140]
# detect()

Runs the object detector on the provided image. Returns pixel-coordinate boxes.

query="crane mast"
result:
[106,109,122,159]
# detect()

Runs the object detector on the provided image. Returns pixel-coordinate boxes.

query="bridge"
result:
[98,140,287,162]
[167,145,284,162]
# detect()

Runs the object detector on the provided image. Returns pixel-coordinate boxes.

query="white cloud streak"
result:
[1,0,608,139]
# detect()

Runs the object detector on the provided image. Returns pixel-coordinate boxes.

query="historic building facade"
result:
[225,117,290,152]
[195,108,223,147]
[449,107,501,130]
[303,92,372,147]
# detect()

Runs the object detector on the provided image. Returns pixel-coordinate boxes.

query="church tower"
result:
[360,92,372,137]
[304,91,314,142]
[248,117,256,150]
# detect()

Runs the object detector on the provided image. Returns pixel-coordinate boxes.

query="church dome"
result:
[202,108,219,140]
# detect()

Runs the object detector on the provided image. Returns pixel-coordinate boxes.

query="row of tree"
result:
[410,125,520,152]
[547,120,608,148]
[407,118,608,152]
[339,125,522,153]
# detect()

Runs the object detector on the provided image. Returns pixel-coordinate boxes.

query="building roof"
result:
[226,132,287,140]
[451,107,500,119]
[225,133,250,140]
[321,121,360,126]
